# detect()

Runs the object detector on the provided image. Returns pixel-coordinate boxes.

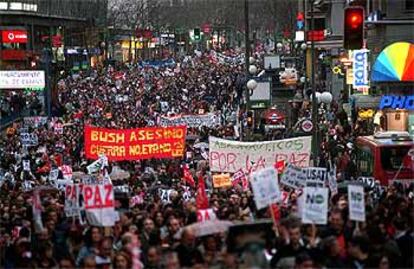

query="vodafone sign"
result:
[2,30,28,43]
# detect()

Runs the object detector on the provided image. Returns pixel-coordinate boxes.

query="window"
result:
[356,146,374,176]
[381,146,411,171]
[407,0,414,11]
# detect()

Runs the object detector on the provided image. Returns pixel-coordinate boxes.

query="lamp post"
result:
[310,0,319,165]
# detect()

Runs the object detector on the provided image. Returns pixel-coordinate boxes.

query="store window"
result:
[381,146,411,171]
[406,0,414,11]
[356,147,374,176]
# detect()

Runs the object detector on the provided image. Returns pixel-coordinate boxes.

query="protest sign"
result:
[280,164,306,189]
[84,125,186,161]
[212,174,232,188]
[327,165,338,194]
[130,194,144,207]
[23,116,48,127]
[160,189,175,204]
[83,184,118,226]
[209,136,311,174]
[197,208,217,222]
[20,133,38,146]
[22,180,34,192]
[348,185,366,222]
[65,184,83,217]
[49,169,59,183]
[22,160,30,171]
[159,113,221,128]
[250,167,281,210]
[231,169,246,186]
[304,167,327,187]
[56,179,71,191]
[60,165,73,180]
[302,187,329,224]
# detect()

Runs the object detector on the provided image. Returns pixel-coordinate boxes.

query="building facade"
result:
[0,0,108,70]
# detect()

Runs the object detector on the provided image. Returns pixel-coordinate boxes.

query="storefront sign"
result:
[0,71,45,89]
[84,125,186,161]
[1,30,28,43]
[379,95,414,110]
[352,49,369,88]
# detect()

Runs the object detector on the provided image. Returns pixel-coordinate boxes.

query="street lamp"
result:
[300,43,307,51]
[320,91,333,104]
[246,78,258,91]
[276,42,283,51]
[249,65,258,75]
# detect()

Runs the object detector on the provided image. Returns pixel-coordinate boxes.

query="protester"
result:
[0,51,413,269]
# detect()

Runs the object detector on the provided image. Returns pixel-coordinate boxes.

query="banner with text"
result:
[84,125,186,161]
[159,113,221,128]
[209,136,311,174]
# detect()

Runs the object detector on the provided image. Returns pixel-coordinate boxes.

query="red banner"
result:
[84,125,186,161]
[2,30,28,43]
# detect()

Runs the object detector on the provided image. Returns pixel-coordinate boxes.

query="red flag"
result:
[274,160,286,174]
[182,164,195,187]
[196,174,209,209]
[269,203,280,224]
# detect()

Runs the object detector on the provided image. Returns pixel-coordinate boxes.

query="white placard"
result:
[280,163,306,189]
[0,70,45,89]
[302,187,329,224]
[348,185,366,222]
[209,136,311,174]
[83,184,118,227]
[304,167,327,187]
[197,208,217,222]
[22,160,30,171]
[65,184,83,217]
[250,167,281,210]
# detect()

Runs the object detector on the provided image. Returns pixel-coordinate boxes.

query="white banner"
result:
[302,187,329,225]
[159,113,221,128]
[209,136,311,174]
[352,49,369,89]
[0,70,45,89]
[83,184,118,227]
[348,185,366,222]
[250,167,281,210]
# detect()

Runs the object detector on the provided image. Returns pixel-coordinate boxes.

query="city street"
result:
[0,0,413,268]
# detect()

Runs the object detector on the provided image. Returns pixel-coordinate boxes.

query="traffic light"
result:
[194,28,201,40]
[344,7,364,50]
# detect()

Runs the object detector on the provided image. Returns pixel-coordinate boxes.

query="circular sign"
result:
[8,33,15,40]
[301,120,313,133]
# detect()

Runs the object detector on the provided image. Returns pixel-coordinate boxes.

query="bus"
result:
[355,131,414,185]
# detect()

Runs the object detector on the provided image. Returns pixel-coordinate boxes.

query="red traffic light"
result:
[344,7,364,50]
[347,10,363,29]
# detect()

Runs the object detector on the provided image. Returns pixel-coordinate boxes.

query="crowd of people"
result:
[0,51,413,269]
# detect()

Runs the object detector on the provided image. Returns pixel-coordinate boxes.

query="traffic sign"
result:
[301,120,313,133]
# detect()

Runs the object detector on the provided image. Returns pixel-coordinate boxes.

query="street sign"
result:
[301,120,313,133]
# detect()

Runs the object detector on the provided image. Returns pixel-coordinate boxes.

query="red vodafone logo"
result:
[2,30,28,43]
[301,120,313,132]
